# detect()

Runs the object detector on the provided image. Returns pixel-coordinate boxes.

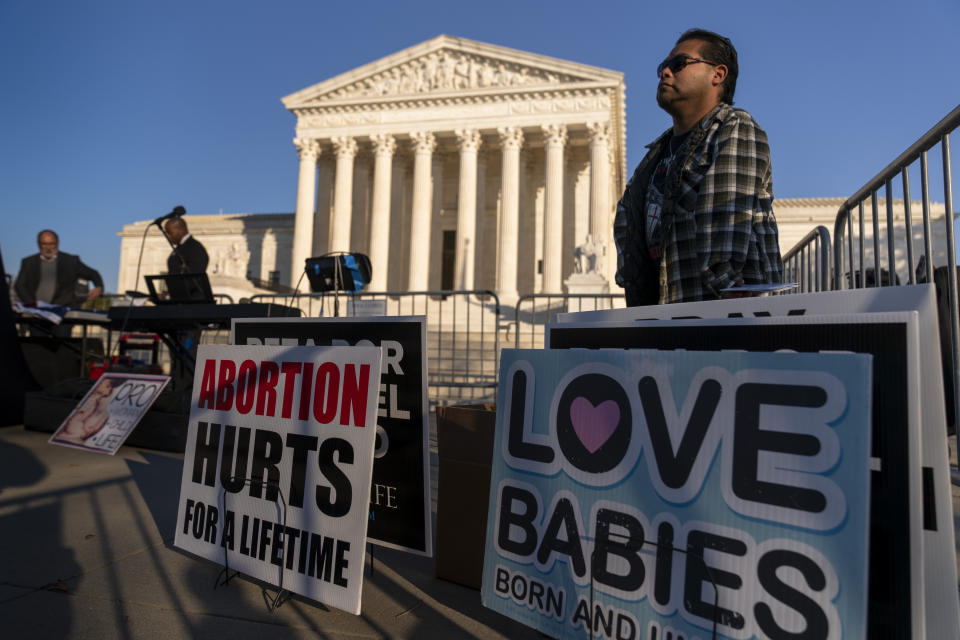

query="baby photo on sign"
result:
[49,373,170,454]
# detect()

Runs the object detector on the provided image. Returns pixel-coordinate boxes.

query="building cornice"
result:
[289,84,618,117]
[775,197,945,209]
[118,213,294,238]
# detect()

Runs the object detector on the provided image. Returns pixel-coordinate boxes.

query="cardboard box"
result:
[435,403,495,589]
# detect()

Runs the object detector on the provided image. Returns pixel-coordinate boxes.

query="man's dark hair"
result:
[677,28,738,105]
[37,229,58,244]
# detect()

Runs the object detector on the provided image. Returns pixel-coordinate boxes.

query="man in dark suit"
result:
[14,229,104,307]
[163,215,209,274]
[161,213,209,388]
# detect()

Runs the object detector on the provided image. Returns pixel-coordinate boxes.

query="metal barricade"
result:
[833,105,959,289]
[782,226,832,293]
[832,104,959,477]
[250,290,501,405]
[512,293,627,349]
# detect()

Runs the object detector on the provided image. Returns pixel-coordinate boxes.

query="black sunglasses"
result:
[657,54,718,77]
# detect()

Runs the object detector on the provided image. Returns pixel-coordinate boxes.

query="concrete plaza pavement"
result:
[4,422,960,639]
[0,425,542,640]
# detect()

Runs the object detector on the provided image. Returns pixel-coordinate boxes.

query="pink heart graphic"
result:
[570,397,620,454]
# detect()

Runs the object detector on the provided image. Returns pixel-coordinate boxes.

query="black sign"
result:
[232,317,431,556]
[549,317,916,639]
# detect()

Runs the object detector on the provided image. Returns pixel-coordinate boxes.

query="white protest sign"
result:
[49,373,170,454]
[558,285,960,639]
[173,345,381,615]
[482,348,873,639]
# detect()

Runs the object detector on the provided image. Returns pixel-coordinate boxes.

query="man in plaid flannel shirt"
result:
[614,29,783,305]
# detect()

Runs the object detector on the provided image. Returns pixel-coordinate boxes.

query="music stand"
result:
[304,253,371,316]
[145,273,215,305]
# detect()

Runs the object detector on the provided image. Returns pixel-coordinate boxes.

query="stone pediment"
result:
[283,35,622,108]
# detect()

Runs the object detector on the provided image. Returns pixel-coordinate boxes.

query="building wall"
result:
[117,198,954,297]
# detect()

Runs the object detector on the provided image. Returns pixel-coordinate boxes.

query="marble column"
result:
[291,137,320,286]
[368,134,396,291]
[588,121,612,273]
[408,131,436,290]
[331,136,357,253]
[475,150,489,288]
[542,124,567,293]
[455,129,482,289]
[497,127,524,303]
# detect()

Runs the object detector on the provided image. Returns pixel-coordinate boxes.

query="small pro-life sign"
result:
[49,373,170,454]
[482,348,872,640]
[174,345,382,615]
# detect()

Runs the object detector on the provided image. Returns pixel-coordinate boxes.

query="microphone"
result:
[153,205,186,227]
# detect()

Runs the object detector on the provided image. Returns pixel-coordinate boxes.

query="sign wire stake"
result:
[216,476,291,612]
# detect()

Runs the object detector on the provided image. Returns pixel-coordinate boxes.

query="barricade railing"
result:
[782,226,832,293]
[250,290,501,405]
[832,104,959,478]
[512,293,627,349]
[833,105,959,289]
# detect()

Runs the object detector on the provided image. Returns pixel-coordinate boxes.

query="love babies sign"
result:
[481,348,873,640]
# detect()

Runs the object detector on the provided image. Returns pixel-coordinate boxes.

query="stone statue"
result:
[228,242,250,277]
[573,235,601,274]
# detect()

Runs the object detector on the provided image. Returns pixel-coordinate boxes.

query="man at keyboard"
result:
[163,212,209,275]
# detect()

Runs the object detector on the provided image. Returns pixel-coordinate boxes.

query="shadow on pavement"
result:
[125,451,183,540]
[0,432,77,637]
[0,429,47,492]
[362,545,542,639]
[123,446,536,637]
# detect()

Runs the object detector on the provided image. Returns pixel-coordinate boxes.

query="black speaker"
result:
[19,337,104,388]
[23,382,191,453]
[305,253,372,293]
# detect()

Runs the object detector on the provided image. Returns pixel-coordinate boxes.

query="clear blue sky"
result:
[1,0,957,291]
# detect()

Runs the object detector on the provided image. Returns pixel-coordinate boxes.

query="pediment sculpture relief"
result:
[327,50,586,101]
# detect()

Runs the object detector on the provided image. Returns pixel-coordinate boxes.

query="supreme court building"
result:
[119,36,627,302]
[284,35,626,302]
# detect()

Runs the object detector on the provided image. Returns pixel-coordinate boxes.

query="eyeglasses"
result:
[657,54,718,77]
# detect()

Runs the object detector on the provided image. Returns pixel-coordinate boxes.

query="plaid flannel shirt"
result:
[614,103,783,305]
